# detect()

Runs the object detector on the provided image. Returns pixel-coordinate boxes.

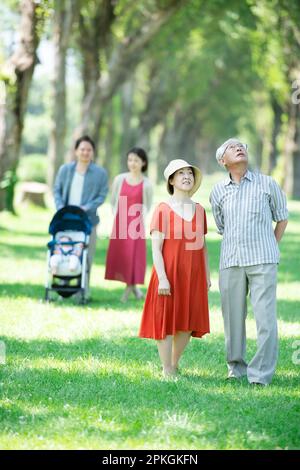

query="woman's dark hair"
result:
[75,135,95,151]
[127,147,148,172]
[168,167,195,194]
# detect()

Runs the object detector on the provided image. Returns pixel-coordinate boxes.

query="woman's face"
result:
[169,167,195,193]
[127,153,145,173]
[75,141,94,164]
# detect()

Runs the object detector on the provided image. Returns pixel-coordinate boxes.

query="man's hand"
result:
[274,220,288,243]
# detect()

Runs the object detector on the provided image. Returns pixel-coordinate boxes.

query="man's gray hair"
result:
[216,138,243,165]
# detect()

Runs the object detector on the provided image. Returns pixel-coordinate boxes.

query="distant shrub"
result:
[17,154,47,183]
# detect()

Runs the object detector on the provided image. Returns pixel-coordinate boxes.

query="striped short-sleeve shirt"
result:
[209,170,288,270]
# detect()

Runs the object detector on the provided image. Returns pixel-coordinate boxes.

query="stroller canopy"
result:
[49,205,92,235]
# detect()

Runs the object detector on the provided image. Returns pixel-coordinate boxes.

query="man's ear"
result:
[220,157,226,167]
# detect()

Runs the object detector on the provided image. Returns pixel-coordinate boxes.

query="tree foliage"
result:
[1,0,300,212]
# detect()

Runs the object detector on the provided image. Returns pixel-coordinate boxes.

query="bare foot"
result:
[163,366,177,378]
[120,286,133,303]
[133,286,144,300]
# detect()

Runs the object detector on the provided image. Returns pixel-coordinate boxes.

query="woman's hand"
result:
[158,278,171,296]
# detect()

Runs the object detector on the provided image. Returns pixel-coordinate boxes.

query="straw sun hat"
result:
[163,159,202,196]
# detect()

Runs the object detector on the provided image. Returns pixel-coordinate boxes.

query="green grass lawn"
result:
[0,177,300,450]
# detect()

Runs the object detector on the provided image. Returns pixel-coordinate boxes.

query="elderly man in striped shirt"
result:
[210,138,288,386]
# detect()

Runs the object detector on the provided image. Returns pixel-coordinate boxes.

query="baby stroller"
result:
[45,205,92,304]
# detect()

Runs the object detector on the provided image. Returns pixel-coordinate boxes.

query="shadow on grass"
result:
[0,241,47,260]
[1,281,299,319]
[0,282,147,311]
[209,290,300,323]
[0,335,299,449]
[0,226,49,238]
[277,233,300,283]
[2,225,298,284]
[0,236,222,276]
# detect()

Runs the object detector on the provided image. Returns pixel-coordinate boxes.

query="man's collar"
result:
[225,169,253,186]
[244,169,253,181]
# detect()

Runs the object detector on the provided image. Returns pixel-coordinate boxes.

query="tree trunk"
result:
[102,104,114,174]
[283,97,300,199]
[68,4,182,158]
[135,62,175,150]
[120,80,135,167]
[159,119,176,181]
[101,94,122,177]
[0,0,39,211]
[47,0,78,189]
[292,117,300,199]
[195,138,214,174]
[268,94,283,174]
[279,14,300,197]
[256,135,264,171]
[65,0,115,161]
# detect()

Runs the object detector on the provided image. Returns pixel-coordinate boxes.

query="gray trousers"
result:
[219,263,278,385]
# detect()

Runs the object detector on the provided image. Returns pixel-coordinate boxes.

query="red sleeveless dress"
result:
[105,179,146,284]
[139,202,210,340]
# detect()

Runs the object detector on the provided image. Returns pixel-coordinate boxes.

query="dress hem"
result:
[139,329,210,340]
[105,275,145,284]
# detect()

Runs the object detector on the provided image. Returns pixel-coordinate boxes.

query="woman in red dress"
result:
[139,159,210,377]
[105,148,153,302]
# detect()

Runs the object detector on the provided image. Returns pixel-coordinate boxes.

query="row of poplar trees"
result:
[0,0,300,212]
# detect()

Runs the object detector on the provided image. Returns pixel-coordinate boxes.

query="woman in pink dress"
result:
[105,148,153,302]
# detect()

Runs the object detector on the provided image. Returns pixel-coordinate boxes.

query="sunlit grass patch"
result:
[0,187,299,449]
